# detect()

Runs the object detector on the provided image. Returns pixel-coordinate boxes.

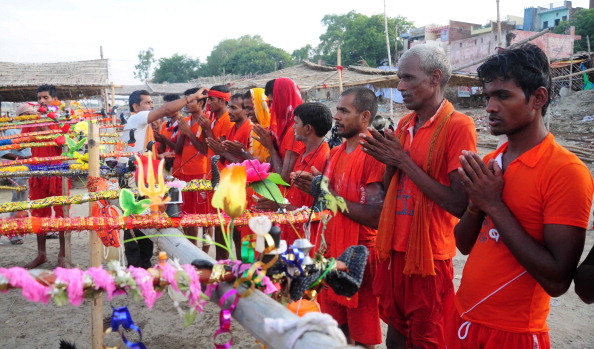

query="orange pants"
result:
[445,305,550,349]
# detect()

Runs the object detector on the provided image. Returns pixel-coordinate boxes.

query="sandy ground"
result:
[1,93,594,348]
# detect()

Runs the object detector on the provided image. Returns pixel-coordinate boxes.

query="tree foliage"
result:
[203,35,266,76]
[292,44,316,63]
[152,54,202,83]
[571,8,594,52]
[223,44,293,75]
[134,48,155,82]
[317,11,414,67]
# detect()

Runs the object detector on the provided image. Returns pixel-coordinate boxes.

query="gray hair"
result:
[401,44,451,88]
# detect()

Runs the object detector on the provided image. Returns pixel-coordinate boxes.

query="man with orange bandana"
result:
[361,44,477,349]
[448,44,594,349]
[314,86,385,348]
[198,85,234,259]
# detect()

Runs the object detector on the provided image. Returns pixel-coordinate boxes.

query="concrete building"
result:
[523,1,582,31]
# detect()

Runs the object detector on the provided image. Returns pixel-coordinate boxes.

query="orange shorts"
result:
[176,173,209,215]
[445,305,550,349]
[373,251,454,349]
[319,266,382,345]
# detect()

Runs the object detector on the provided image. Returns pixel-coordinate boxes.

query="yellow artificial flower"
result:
[211,164,247,218]
[73,122,88,136]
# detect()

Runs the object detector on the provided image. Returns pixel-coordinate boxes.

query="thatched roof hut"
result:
[0,59,110,102]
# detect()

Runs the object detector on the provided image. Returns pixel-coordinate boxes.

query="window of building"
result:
[543,21,549,29]
[555,19,560,26]
[562,15,567,21]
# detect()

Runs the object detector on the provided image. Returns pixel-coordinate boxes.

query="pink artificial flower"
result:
[159,262,180,292]
[128,266,161,309]
[87,267,116,300]
[54,267,86,306]
[0,267,51,304]
[182,264,206,312]
[240,159,270,183]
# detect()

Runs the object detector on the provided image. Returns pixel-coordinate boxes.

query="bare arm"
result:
[147,88,207,124]
[454,201,485,255]
[575,247,594,304]
[459,150,585,297]
[361,127,468,218]
[333,182,384,229]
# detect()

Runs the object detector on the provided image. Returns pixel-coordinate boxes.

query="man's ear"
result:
[132,103,138,113]
[532,86,549,111]
[430,69,443,87]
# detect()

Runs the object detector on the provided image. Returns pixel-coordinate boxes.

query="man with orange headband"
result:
[253,78,304,182]
[360,44,476,349]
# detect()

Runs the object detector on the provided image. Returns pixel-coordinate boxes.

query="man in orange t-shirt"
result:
[257,102,333,246]
[297,87,386,348]
[206,93,252,165]
[174,88,209,246]
[449,44,594,349]
[361,45,476,349]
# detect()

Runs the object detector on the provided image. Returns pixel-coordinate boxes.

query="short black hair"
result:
[294,102,333,137]
[163,93,180,102]
[37,84,57,98]
[242,90,252,100]
[477,44,552,115]
[264,79,276,97]
[184,87,207,107]
[230,93,244,108]
[341,86,378,118]
[129,90,150,111]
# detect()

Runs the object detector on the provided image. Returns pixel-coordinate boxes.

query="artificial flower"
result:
[73,121,88,136]
[242,159,270,183]
[211,164,247,218]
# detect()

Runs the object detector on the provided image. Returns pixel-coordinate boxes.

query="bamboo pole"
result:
[147,227,356,349]
[87,120,103,349]
[552,67,594,80]
[62,145,71,267]
[337,47,343,93]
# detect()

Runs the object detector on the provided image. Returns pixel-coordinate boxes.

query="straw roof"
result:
[0,59,110,102]
[230,60,480,91]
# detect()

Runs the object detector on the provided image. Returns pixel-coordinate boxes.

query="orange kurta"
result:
[207,111,233,173]
[284,142,330,246]
[225,119,253,152]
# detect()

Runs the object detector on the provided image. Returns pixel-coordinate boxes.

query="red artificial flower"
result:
[61,123,71,133]
[38,106,47,114]
[47,112,57,120]
[54,135,66,146]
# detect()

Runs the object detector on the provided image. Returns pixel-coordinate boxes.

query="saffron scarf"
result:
[376,101,454,276]
[249,88,271,162]
[323,143,370,307]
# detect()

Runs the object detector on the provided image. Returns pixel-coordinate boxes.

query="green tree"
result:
[317,11,414,67]
[292,44,315,63]
[570,8,594,52]
[152,54,202,83]
[134,47,155,82]
[203,35,266,76]
[223,44,294,75]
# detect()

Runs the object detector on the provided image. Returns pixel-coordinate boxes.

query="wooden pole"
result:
[87,120,103,349]
[337,47,343,93]
[146,228,357,349]
[62,145,71,267]
[111,84,116,124]
[496,0,502,48]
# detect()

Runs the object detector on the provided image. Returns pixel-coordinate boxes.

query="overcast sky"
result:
[0,0,589,85]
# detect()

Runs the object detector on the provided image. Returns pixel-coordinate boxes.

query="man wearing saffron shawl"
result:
[361,44,477,349]
[253,78,304,182]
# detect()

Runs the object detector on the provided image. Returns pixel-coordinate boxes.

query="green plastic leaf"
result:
[336,196,349,213]
[250,179,284,203]
[65,136,76,149]
[266,172,289,186]
[183,308,197,327]
[76,137,87,150]
[119,189,150,216]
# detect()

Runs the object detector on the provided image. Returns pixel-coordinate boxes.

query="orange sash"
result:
[376,101,454,276]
